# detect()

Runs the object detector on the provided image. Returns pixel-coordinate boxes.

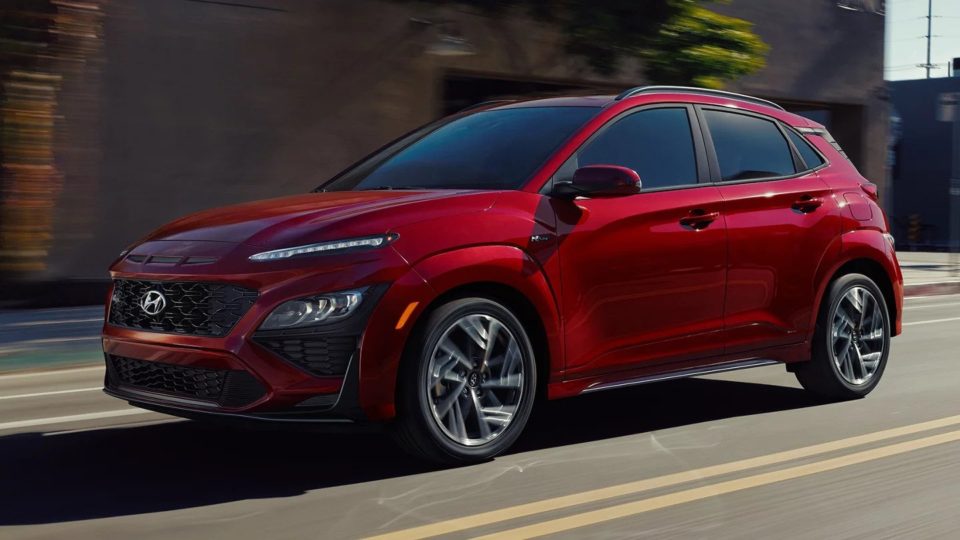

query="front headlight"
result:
[260,288,367,330]
[249,234,397,262]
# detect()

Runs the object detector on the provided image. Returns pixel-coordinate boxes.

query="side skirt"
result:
[579,358,781,395]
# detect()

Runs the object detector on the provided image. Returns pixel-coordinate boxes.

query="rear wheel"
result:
[392,297,537,464]
[795,273,890,399]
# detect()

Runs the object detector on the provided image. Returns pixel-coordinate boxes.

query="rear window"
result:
[703,110,796,181]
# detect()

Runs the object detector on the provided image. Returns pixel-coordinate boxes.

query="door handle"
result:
[792,195,823,213]
[679,210,720,230]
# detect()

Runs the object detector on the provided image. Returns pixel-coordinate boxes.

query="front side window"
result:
[566,108,698,190]
[321,107,598,192]
[704,110,796,181]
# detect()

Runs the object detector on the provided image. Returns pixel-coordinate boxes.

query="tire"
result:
[391,297,537,465]
[795,273,891,400]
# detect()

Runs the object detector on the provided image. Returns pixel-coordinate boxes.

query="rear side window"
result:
[574,108,698,189]
[786,129,825,170]
[703,110,796,181]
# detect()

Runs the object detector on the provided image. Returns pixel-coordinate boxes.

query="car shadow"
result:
[1,377,825,525]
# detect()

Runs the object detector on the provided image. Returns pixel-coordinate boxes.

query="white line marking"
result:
[6,318,103,328]
[0,409,153,432]
[904,302,960,310]
[0,366,103,380]
[1,336,101,346]
[905,293,960,302]
[904,317,960,327]
[0,336,101,354]
[0,387,101,401]
[905,280,960,286]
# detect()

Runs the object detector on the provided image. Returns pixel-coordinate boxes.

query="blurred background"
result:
[1,0,958,366]
[4,4,960,538]
[0,0,892,302]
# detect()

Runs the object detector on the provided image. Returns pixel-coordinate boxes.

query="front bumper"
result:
[103,344,366,423]
[102,315,370,422]
[102,280,390,421]
[103,238,436,423]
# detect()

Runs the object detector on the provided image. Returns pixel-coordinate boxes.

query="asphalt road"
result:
[2,295,959,539]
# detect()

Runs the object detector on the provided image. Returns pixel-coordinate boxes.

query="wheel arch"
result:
[407,281,553,403]
[815,257,900,337]
[401,245,563,403]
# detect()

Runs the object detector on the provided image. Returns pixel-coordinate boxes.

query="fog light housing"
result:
[260,288,366,330]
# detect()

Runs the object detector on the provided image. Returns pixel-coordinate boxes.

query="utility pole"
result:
[926,0,933,79]
[952,97,960,276]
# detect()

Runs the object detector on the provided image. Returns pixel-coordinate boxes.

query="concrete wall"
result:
[45,0,888,281]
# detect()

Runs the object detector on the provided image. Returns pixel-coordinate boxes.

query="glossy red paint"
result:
[103,90,903,424]
[718,174,841,354]
[555,186,727,378]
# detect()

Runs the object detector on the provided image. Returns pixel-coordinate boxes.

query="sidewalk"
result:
[897,251,960,297]
[1,252,959,373]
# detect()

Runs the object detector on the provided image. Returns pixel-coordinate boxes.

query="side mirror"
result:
[551,165,641,198]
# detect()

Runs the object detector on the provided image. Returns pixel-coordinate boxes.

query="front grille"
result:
[254,335,356,377]
[109,279,257,336]
[106,355,266,407]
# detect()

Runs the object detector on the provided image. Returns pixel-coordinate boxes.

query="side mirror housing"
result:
[551,165,641,198]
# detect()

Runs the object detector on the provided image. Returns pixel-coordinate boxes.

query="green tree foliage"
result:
[401,0,768,88]
[643,4,768,89]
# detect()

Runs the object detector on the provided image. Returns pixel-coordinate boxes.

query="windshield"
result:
[320,106,598,191]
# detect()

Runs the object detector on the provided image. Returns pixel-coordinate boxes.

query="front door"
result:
[554,106,728,379]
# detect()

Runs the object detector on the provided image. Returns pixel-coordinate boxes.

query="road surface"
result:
[2,294,959,539]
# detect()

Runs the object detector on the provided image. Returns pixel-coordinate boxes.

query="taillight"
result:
[861,182,879,201]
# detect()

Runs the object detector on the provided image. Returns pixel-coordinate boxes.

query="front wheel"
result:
[795,273,891,399]
[392,297,537,464]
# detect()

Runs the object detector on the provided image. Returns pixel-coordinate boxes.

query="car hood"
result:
[141,190,494,247]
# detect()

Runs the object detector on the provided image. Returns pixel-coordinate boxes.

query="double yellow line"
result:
[366,415,960,539]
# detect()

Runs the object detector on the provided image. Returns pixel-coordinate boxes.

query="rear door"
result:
[699,107,841,354]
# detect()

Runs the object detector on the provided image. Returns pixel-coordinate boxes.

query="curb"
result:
[903,281,960,298]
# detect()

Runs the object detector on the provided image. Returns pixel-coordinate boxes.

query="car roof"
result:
[489,90,821,129]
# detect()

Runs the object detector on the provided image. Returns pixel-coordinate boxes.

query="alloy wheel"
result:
[425,314,525,446]
[830,286,885,386]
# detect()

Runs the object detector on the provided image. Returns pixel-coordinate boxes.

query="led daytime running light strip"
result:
[249,234,396,261]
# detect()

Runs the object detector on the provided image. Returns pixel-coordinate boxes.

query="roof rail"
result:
[615,85,785,111]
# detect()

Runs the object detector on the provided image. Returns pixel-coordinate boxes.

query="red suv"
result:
[103,86,902,463]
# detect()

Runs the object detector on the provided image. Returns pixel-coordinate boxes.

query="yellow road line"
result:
[479,429,960,539]
[364,415,960,540]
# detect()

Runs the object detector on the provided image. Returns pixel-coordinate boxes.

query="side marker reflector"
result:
[395,302,419,330]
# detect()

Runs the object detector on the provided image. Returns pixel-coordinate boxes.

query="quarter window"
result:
[704,110,796,181]
[786,129,825,170]
[571,108,698,190]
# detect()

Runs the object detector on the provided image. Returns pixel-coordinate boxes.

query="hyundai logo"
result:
[140,290,167,316]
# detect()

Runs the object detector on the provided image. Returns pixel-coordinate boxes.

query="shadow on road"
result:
[1,377,824,525]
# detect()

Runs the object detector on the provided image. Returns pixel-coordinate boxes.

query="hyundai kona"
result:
[103,86,903,464]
